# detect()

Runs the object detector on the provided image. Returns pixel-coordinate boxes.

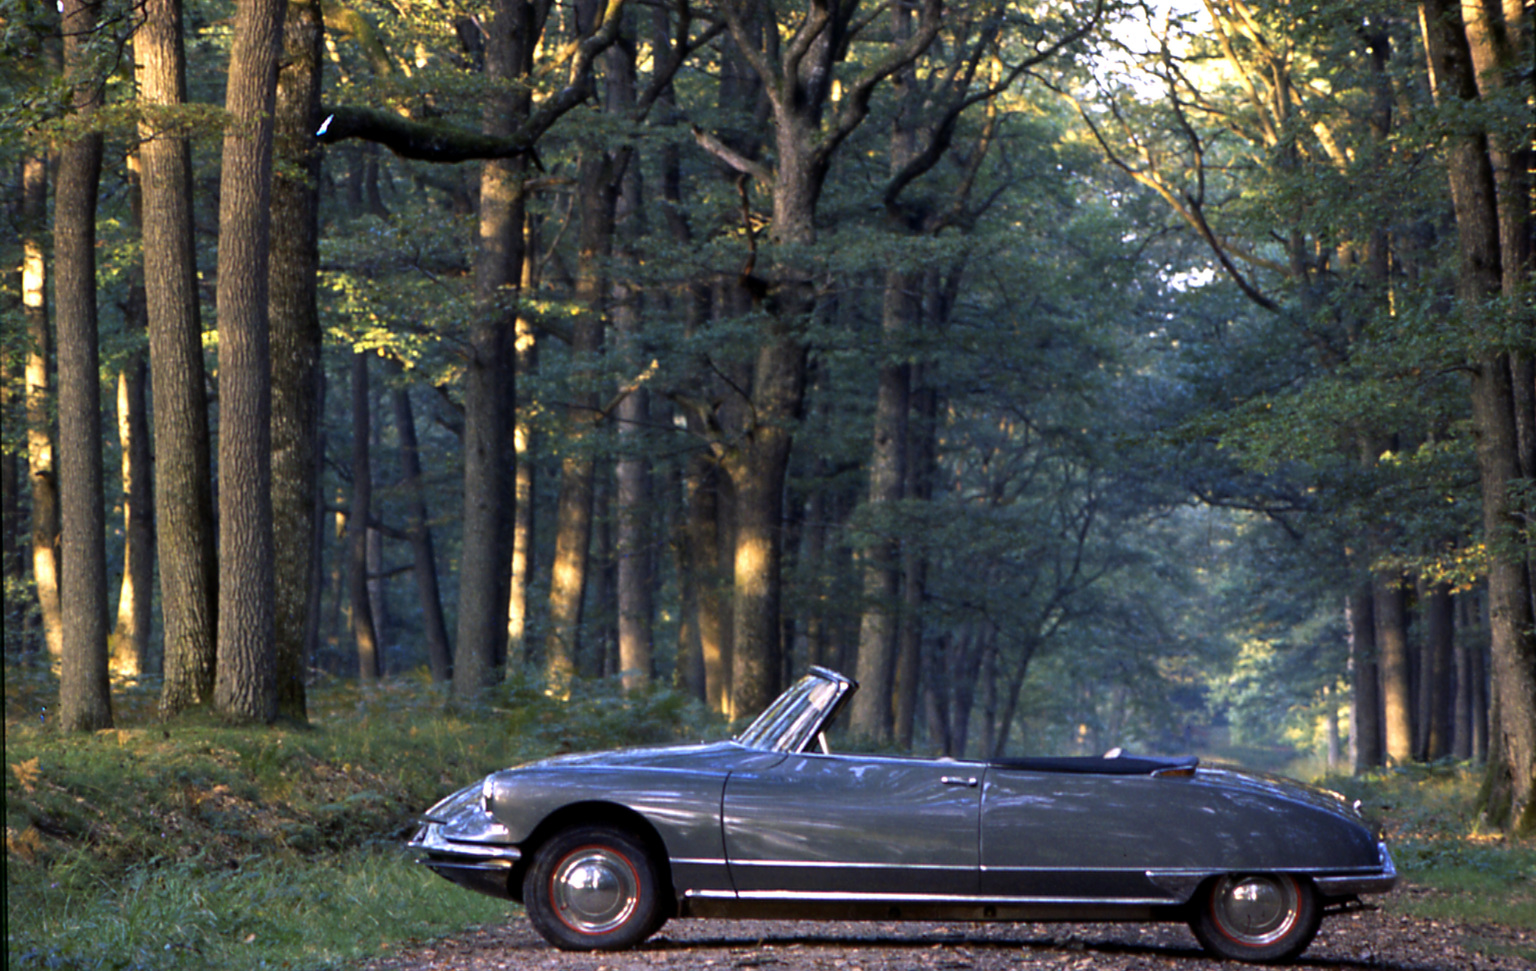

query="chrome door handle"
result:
[941,776,978,787]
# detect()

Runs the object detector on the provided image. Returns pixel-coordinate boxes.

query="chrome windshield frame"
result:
[734,667,857,753]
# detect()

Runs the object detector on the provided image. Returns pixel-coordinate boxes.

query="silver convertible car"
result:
[410,667,1396,964]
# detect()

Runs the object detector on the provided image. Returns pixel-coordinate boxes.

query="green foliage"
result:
[4,669,724,970]
[1324,765,1536,953]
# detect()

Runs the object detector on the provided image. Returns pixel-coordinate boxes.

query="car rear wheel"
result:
[522,825,663,951]
[1189,873,1321,964]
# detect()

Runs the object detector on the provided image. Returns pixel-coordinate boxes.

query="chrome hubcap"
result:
[1212,875,1299,946]
[550,846,639,934]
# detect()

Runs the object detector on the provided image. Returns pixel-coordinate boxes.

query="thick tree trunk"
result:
[1422,581,1455,760]
[213,0,286,722]
[111,153,154,679]
[55,0,113,731]
[269,0,324,720]
[1348,583,1382,770]
[687,454,731,712]
[1421,0,1536,829]
[615,314,653,689]
[392,384,453,682]
[1375,575,1414,765]
[22,153,63,665]
[1454,590,1474,760]
[110,302,154,678]
[453,0,531,698]
[543,145,614,686]
[349,352,380,683]
[726,335,805,717]
[850,270,913,742]
[138,0,218,717]
[895,370,939,748]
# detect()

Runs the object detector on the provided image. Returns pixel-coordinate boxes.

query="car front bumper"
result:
[409,819,523,900]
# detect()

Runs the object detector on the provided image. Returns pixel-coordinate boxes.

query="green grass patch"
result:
[1321,762,1536,959]
[5,665,724,971]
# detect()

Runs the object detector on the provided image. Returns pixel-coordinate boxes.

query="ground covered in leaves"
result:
[364,903,1532,971]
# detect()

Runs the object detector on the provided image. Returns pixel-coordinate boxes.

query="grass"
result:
[5,665,723,971]
[1321,763,1536,961]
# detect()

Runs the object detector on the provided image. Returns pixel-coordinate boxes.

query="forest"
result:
[1,0,1532,846]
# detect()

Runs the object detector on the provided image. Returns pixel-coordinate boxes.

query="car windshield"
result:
[735,673,844,752]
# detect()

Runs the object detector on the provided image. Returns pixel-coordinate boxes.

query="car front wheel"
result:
[1189,873,1321,964]
[522,825,663,951]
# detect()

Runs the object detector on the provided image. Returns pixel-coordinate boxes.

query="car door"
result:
[722,753,981,898]
[979,767,1194,902]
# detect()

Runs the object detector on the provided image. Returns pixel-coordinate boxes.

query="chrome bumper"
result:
[1314,842,1399,897]
[409,820,523,900]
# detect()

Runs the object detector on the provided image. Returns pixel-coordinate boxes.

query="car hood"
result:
[515,739,751,772]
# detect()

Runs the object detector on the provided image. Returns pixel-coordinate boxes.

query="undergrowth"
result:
[5,666,723,971]
[1324,763,1536,959]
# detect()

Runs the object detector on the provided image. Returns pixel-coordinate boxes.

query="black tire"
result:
[521,825,663,951]
[1189,873,1321,964]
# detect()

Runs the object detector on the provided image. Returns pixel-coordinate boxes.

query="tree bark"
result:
[22,152,63,666]
[55,0,113,731]
[349,351,380,683]
[1422,581,1455,760]
[269,0,325,720]
[543,143,614,686]
[850,270,914,742]
[1374,575,1414,765]
[1420,0,1536,830]
[507,219,538,667]
[1349,583,1382,770]
[214,0,286,722]
[138,0,218,717]
[109,268,153,679]
[453,0,531,698]
[392,383,453,682]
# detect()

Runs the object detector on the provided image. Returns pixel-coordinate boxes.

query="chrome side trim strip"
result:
[730,860,970,871]
[682,889,737,900]
[734,890,1174,906]
[671,857,729,867]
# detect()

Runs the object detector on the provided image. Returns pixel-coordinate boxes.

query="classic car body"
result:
[411,667,1397,963]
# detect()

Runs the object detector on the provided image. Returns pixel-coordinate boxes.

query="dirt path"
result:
[366,899,1530,971]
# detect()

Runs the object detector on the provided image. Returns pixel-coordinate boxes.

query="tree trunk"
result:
[849,270,913,742]
[22,151,63,666]
[110,290,154,679]
[507,220,538,667]
[213,0,285,723]
[55,0,113,731]
[687,453,731,712]
[895,365,938,748]
[453,0,531,698]
[1422,581,1455,760]
[349,351,380,683]
[615,312,653,690]
[392,384,453,682]
[138,0,218,717]
[543,144,614,686]
[1374,574,1414,765]
[111,153,155,679]
[268,0,324,720]
[725,334,804,717]
[1454,590,1474,760]
[1420,0,1536,831]
[1348,583,1382,770]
